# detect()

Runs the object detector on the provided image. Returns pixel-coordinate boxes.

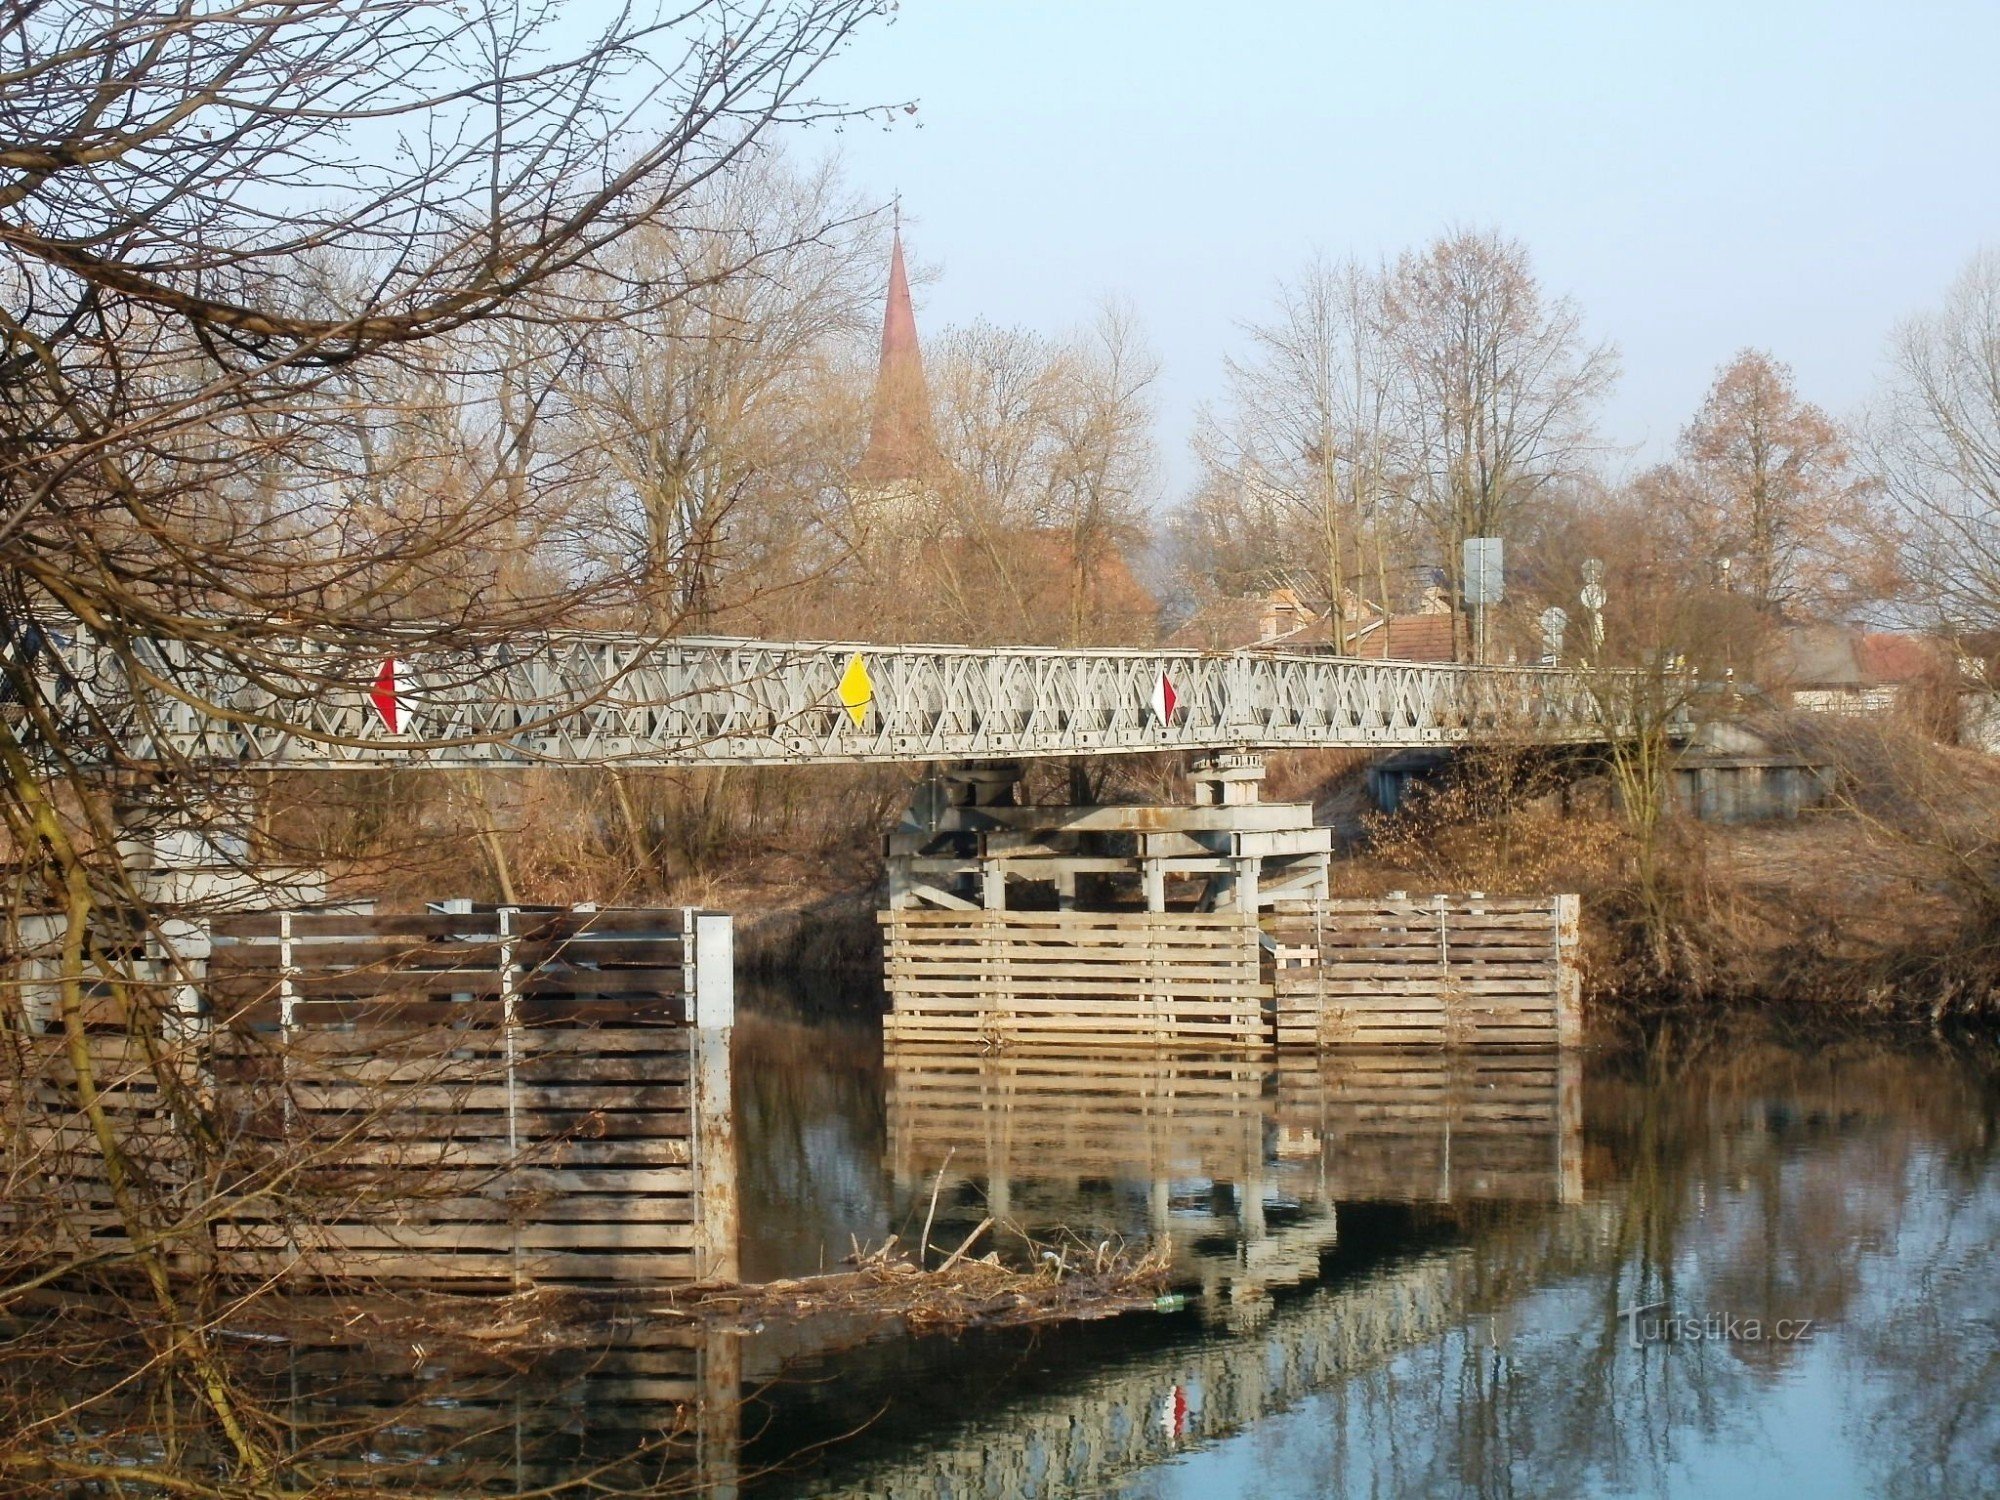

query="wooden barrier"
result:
[0,1030,200,1266]
[202,906,735,1285]
[205,1022,708,1284]
[1267,895,1580,1049]
[879,909,1266,1048]
[7,906,737,1287]
[882,896,1580,1050]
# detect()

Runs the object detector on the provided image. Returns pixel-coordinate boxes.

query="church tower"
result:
[850,220,936,529]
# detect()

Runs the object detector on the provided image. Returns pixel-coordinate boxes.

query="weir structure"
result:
[880,753,1583,1049]
[10,629,1630,1297]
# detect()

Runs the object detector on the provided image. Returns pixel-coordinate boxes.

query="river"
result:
[15,982,1999,1497]
[726,986,2000,1498]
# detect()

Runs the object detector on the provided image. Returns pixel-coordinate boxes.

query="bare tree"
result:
[1386,227,1616,656]
[1193,255,1403,647]
[0,2,891,1491]
[1680,349,1887,619]
[1038,301,1159,646]
[564,155,885,633]
[866,309,1158,647]
[1877,248,2000,637]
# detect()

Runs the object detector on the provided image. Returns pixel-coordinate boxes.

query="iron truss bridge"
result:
[35,633,1652,770]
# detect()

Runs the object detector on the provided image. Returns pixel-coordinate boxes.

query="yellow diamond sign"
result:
[837,652,874,728]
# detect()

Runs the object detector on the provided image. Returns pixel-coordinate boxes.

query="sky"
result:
[792,0,2000,503]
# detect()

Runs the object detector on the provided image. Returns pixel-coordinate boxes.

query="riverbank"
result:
[713,752,2000,1031]
[298,726,2000,1030]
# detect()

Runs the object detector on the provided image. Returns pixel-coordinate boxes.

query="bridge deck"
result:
[48,635,1638,769]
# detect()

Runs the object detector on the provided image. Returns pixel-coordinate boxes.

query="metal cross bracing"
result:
[39,632,1649,770]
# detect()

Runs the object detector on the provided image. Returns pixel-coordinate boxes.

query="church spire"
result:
[854,220,931,486]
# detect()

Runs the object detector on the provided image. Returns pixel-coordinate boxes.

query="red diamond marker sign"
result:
[370,658,410,735]
[1150,669,1177,724]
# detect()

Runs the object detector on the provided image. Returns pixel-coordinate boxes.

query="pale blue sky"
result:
[799,1,2000,500]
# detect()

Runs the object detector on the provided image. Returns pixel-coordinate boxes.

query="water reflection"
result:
[15,1003,1999,1499]
[741,1026,2000,1499]
[1101,1039,2000,1500]
[0,1293,741,1496]
[878,1048,1579,1316]
[734,999,887,1283]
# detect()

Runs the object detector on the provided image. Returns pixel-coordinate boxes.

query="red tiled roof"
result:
[1351,614,1458,662]
[1855,632,1938,684]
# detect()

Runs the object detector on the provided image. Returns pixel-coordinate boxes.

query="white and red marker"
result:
[370,657,413,734]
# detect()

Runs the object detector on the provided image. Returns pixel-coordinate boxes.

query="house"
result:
[1763,625,1940,714]
[1169,582,1463,661]
[1348,612,1458,663]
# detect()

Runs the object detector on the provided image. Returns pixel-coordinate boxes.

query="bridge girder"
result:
[38,634,1647,770]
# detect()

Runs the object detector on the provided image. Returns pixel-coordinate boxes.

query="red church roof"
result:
[854,227,934,485]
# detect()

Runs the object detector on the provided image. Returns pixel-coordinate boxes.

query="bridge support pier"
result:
[17,777,338,1030]
[884,753,1330,916]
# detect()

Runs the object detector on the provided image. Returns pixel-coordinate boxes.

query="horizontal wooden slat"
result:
[211,1025,692,1057]
[219,1221,697,1252]
[221,1195,697,1225]
[217,913,504,939]
[219,1250,697,1281]
[885,909,1255,927]
[210,939,510,969]
[273,1082,689,1112]
[233,996,687,1026]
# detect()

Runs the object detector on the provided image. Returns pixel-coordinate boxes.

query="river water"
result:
[21,984,1999,1498]
[727,988,2000,1498]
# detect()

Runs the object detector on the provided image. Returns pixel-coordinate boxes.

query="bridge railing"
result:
[25,630,1673,769]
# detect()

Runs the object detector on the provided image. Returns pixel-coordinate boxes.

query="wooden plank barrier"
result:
[0,1029,201,1267]
[204,1021,705,1285]
[1267,895,1580,1050]
[879,909,1266,1048]
[1,906,739,1287]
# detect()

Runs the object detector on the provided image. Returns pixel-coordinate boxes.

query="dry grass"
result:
[1324,734,2000,1022]
[273,728,2000,1027]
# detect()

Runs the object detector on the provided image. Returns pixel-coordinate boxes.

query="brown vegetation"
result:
[1330,717,2000,1028]
[672,1231,1174,1336]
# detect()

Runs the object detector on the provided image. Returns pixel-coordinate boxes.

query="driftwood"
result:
[650,1230,1176,1336]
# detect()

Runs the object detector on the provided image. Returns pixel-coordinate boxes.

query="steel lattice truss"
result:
[39,633,1654,769]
